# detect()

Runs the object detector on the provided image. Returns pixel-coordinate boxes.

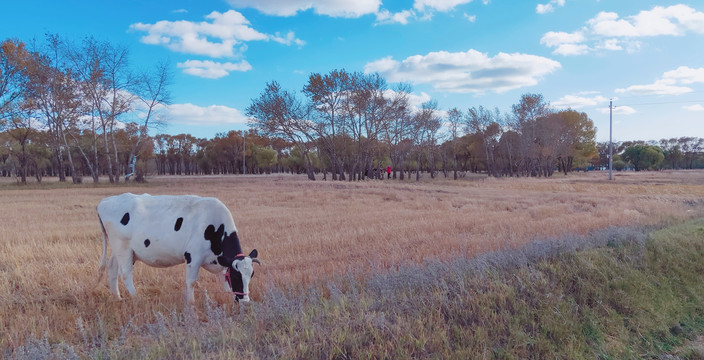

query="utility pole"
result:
[609,99,613,181]
[242,131,246,175]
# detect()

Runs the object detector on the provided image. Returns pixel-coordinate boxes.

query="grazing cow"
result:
[96,193,260,303]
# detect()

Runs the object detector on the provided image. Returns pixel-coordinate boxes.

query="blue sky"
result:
[2,0,704,142]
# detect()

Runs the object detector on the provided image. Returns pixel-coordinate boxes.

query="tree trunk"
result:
[102,127,114,183]
[110,123,120,183]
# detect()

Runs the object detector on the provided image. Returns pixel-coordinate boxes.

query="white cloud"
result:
[683,104,704,111]
[375,9,416,25]
[540,31,585,47]
[553,43,590,56]
[540,31,590,55]
[270,31,307,46]
[552,94,609,109]
[536,4,554,14]
[166,103,249,126]
[662,66,704,84]
[464,13,476,22]
[588,5,704,37]
[228,0,480,25]
[541,4,704,56]
[413,0,474,13]
[130,10,303,58]
[364,49,561,93]
[177,60,252,79]
[616,81,693,96]
[597,38,622,51]
[536,0,565,14]
[226,0,381,17]
[616,66,704,96]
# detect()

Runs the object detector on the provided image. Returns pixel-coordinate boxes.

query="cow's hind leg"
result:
[108,255,121,299]
[116,251,137,297]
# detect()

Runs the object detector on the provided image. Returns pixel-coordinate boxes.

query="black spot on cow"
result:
[144,239,150,247]
[120,212,130,225]
[174,217,183,231]
[204,224,225,255]
[184,252,191,264]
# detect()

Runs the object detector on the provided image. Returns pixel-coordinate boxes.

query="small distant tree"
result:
[622,144,664,171]
[252,145,277,173]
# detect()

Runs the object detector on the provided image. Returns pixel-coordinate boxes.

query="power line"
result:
[619,99,704,107]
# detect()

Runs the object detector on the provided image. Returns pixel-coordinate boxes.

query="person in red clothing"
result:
[386,165,391,179]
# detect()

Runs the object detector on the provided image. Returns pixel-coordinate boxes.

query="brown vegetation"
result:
[1,170,703,351]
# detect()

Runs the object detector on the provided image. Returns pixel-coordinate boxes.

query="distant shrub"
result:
[613,159,627,171]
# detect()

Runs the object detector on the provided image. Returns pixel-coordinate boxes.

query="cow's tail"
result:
[96,213,109,285]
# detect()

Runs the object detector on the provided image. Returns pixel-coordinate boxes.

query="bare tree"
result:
[247,81,316,180]
[382,83,413,180]
[303,69,352,180]
[67,37,133,183]
[125,60,171,180]
[412,100,441,181]
[345,72,403,180]
[466,106,502,176]
[446,108,463,179]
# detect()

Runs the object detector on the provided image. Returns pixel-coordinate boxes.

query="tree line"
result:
[2,37,703,184]
[0,36,169,184]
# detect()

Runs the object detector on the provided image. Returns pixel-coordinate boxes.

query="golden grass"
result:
[1,170,703,350]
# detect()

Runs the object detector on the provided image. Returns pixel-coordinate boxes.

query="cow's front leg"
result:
[221,272,231,292]
[184,256,200,304]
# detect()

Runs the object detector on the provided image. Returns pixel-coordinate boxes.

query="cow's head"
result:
[215,229,260,302]
[218,249,260,302]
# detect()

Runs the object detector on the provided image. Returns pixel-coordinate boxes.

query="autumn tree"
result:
[551,110,597,173]
[22,34,85,183]
[0,39,29,130]
[512,93,551,176]
[0,39,33,183]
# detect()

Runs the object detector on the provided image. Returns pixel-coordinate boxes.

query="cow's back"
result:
[98,193,237,267]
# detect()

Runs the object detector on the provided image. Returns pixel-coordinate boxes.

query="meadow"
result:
[1,170,704,358]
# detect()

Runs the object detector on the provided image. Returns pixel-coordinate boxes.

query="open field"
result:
[1,170,704,356]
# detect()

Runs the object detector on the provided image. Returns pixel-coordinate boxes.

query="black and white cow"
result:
[96,193,260,303]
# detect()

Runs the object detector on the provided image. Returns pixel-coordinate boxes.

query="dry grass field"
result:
[1,170,704,353]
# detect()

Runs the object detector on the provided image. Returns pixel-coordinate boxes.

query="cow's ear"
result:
[248,249,258,259]
[217,256,230,267]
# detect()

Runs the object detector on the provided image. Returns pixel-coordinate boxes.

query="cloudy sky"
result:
[2,0,703,141]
